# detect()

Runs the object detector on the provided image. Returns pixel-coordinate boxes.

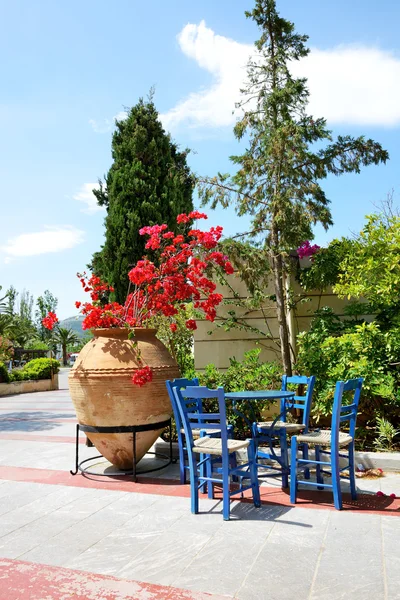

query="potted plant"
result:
[43,212,233,469]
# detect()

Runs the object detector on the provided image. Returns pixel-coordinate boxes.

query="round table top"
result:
[224,390,295,401]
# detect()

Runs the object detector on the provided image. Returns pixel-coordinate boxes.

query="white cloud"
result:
[89,111,128,134]
[161,21,400,131]
[2,227,84,261]
[88,118,113,134]
[73,182,105,215]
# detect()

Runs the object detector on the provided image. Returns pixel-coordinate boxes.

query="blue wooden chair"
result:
[174,385,261,520]
[251,375,316,488]
[166,378,231,485]
[290,378,363,510]
[166,378,199,484]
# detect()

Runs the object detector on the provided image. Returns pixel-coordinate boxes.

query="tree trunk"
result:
[62,343,67,366]
[271,252,292,376]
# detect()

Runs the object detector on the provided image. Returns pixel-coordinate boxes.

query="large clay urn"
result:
[68,328,180,470]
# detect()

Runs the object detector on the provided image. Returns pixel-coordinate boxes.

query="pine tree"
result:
[91,94,194,302]
[200,0,389,375]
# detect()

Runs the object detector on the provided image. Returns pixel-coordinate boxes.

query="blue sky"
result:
[1,0,399,319]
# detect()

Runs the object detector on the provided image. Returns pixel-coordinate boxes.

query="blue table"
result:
[225,390,296,486]
[225,390,295,402]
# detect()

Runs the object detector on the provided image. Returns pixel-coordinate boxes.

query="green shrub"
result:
[0,362,9,383]
[296,317,399,425]
[193,349,282,439]
[22,358,60,380]
[8,369,30,382]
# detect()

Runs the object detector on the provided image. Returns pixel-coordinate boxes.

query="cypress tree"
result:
[92,94,194,302]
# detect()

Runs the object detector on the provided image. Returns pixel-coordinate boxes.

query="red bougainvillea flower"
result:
[43,212,233,385]
[185,319,197,331]
[42,312,59,331]
[131,366,153,387]
[297,241,321,259]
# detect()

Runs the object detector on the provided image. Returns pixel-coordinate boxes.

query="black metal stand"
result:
[70,419,173,482]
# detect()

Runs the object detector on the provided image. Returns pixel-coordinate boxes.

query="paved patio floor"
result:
[0,369,399,599]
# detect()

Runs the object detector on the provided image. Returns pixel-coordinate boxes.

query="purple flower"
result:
[297,241,321,259]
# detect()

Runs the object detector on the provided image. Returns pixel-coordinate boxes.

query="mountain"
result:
[59,315,85,338]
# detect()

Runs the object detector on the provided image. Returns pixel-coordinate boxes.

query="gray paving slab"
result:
[382,516,400,600]
[172,511,275,597]
[309,511,385,600]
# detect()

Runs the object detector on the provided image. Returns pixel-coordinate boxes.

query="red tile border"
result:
[0,558,227,600]
[0,464,398,516]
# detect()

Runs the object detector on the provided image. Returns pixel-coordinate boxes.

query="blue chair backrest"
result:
[166,378,200,432]
[174,386,228,454]
[331,378,363,444]
[281,375,316,430]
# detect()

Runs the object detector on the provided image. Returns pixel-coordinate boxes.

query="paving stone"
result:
[172,520,271,597]
[382,516,400,600]
[309,512,385,600]
[117,529,212,587]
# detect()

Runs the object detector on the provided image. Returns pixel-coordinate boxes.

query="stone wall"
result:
[194,274,372,371]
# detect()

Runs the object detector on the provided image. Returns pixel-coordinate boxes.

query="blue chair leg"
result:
[222,457,231,521]
[176,430,187,484]
[248,440,261,508]
[190,459,199,515]
[348,443,357,501]
[280,430,289,489]
[199,431,207,493]
[302,443,310,480]
[315,445,324,490]
[290,435,298,504]
[331,447,342,510]
[206,455,214,499]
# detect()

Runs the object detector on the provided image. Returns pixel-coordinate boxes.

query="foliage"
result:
[22,358,60,380]
[0,362,9,383]
[195,349,281,392]
[52,327,79,366]
[299,238,355,291]
[90,94,194,302]
[170,349,282,439]
[334,213,400,314]
[296,318,398,422]
[4,358,60,383]
[373,416,400,452]
[68,331,93,353]
[36,290,58,341]
[24,340,50,351]
[198,0,388,375]
[0,336,13,363]
[43,214,233,385]
[149,304,195,375]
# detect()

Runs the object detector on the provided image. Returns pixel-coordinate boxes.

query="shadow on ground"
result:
[0,412,72,432]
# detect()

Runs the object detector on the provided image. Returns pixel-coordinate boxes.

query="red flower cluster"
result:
[42,312,58,331]
[176,211,208,224]
[42,213,233,386]
[131,366,153,387]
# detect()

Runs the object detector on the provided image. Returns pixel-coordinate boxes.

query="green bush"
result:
[8,369,30,382]
[0,362,9,383]
[296,316,399,427]
[22,358,60,380]
[186,349,282,439]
